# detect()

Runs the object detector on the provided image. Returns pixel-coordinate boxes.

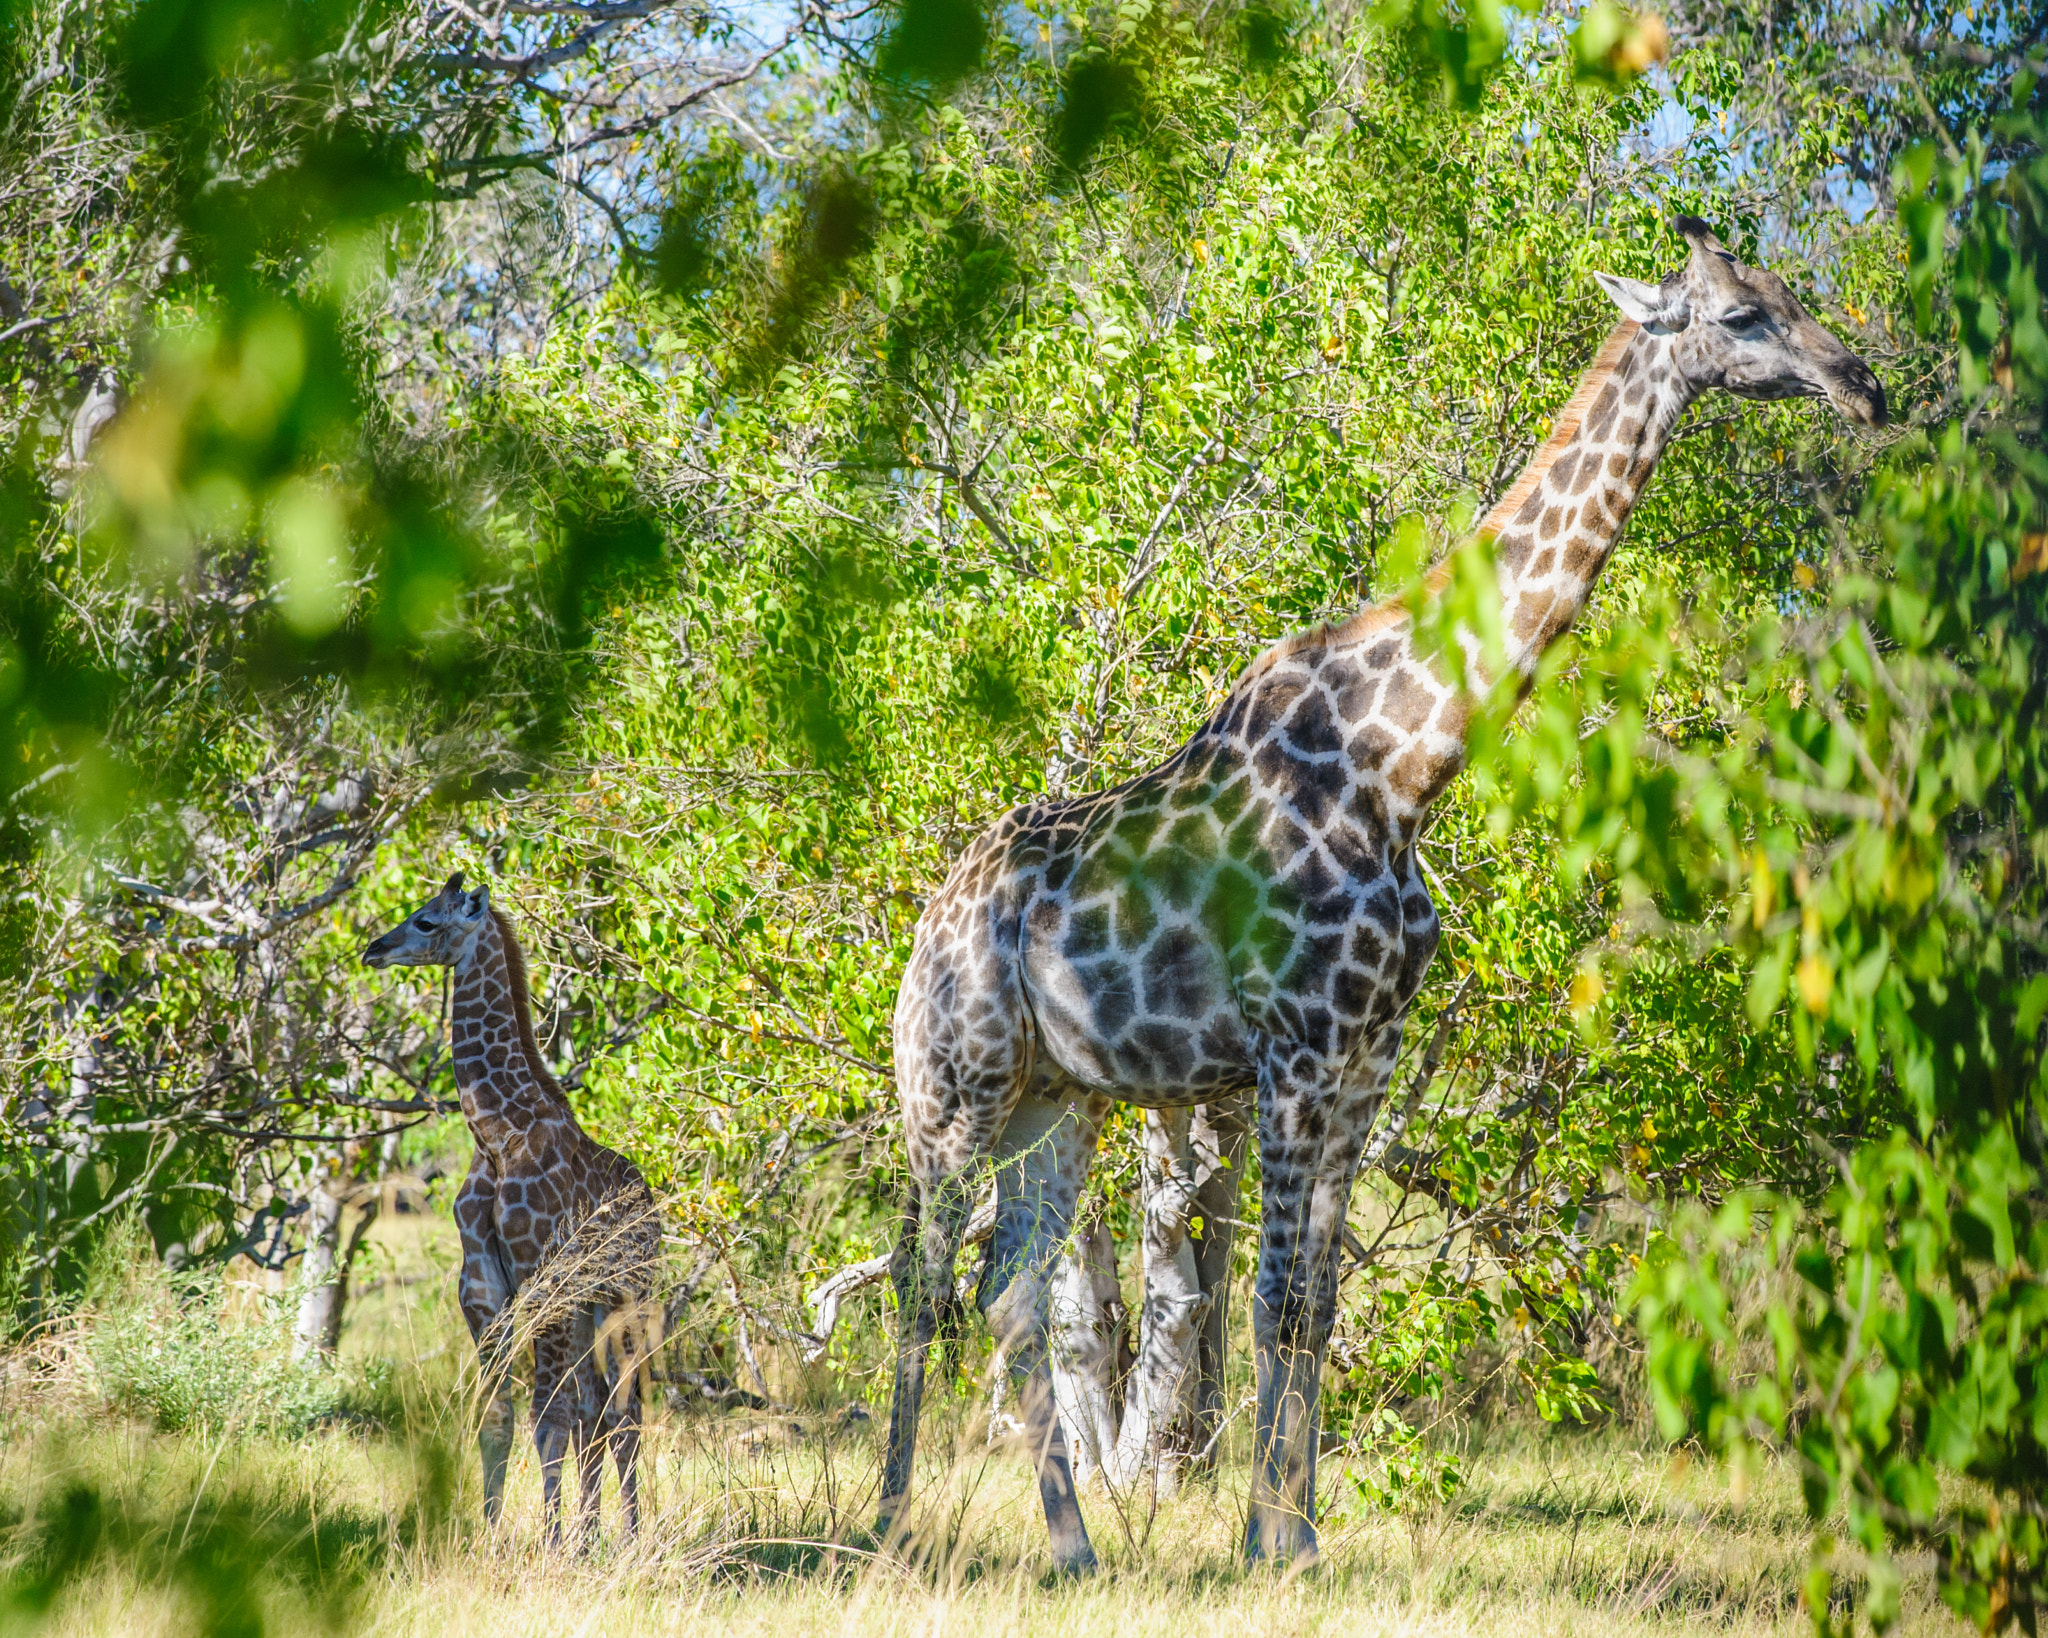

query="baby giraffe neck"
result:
[449,913,564,1155]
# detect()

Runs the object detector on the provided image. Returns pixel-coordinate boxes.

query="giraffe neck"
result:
[449,911,568,1156]
[1278,320,1696,847]
[1479,319,1695,680]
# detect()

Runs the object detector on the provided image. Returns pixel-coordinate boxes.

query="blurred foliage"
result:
[0,0,2042,1626]
[1,1479,382,1636]
[1616,113,2048,1627]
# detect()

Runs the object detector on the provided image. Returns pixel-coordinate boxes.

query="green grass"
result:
[0,1213,1966,1637]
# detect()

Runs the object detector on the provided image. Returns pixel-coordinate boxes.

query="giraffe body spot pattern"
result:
[880,217,1886,1570]
[365,878,661,1548]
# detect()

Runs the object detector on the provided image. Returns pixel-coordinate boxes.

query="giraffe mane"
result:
[490,906,569,1106]
[1473,317,1640,538]
[1231,317,1642,687]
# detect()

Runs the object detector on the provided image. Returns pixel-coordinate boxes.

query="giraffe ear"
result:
[1594,271,1690,331]
[443,871,465,896]
[466,884,490,918]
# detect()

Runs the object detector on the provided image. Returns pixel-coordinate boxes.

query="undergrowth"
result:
[15,1219,384,1439]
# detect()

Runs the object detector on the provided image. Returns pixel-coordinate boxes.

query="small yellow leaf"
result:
[2016,533,2048,581]
[1793,561,1816,590]
[1191,238,1210,265]
[1796,953,1834,1013]
[1568,968,1606,1017]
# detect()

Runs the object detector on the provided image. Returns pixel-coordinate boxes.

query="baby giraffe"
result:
[363,874,661,1545]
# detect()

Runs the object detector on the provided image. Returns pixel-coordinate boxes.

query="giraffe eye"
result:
[1719,306,1762,330]
[415,915,437,931]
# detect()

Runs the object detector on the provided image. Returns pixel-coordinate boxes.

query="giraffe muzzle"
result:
[1828,364,1888,429]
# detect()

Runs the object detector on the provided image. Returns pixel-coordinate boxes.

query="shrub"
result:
[79,1223,363,1438]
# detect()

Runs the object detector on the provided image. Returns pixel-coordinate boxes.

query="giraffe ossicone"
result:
[880,216,1884,1571]
[363,873,662,1547]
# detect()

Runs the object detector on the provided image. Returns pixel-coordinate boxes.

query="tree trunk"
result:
[1111,1098,1249,1493]
[293,1148,379,1362]
[1187,1096,1250,1466]
[1110,1107,1206,1494]
[21,976,111,1319]
[60,980,104,1202]
[1047,1206,1127,1487]
[293,1167,348,1363]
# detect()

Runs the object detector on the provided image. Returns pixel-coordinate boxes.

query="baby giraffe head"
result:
[1594,216,1887,428]
[363,872,491,970]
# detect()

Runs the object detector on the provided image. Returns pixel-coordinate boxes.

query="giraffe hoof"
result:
[1242,1519,1320,1569]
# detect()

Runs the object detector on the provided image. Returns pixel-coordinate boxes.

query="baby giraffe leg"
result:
[573,1348,606,1547]
[454,1161,518,1526]
[599,1323,644,1540]
[531,1324,586,1547]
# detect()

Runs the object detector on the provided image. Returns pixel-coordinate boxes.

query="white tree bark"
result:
[1048,1208,1127,1487]
[1188,1097,1250,1464]
[1109,1107,1206,1494]
[293,1169,348,1363]
[293,1144,380,1363]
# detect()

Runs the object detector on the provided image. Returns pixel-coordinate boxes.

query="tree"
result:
[3,0,2041,1622]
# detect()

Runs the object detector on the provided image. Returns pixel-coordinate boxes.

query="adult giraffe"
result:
[879,218,1885,1570]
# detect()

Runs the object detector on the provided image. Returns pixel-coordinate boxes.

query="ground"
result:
[0,1211,1965,1637]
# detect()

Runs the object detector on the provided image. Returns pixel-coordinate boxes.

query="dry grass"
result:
[0,1213,1968,1638]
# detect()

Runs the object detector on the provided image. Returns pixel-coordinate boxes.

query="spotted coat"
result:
[365,879,660,1546]
[879,218,1887,1571]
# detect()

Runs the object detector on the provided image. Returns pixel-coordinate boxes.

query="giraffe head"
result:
[1593,217,1887,428]
[362,872,491,969]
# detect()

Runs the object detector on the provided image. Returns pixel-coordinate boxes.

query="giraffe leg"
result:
[981,1087,1108,1574]
[878,904,1034,1547]
[1243,1045,1344,1566]
[601,1345,643,1541]
[1307,1023,1405,1389]
[1242,1028,1404,1565]
[877,1171,975,1539]
[531,1322,587,1548]
[592,1293,646,1542]
[571,1310,605,1548]
[454,1160,517,1528]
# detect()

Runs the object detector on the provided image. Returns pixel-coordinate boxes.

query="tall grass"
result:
[0,1213,1969,1637]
